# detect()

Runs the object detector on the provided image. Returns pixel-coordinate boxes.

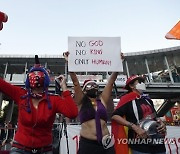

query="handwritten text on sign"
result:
[68,37,123,72]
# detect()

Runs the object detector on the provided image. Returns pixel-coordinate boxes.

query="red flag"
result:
[165,21,180,40]
[112,92,139,154]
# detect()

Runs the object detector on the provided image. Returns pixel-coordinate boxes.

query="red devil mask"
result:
[29,71,45,88]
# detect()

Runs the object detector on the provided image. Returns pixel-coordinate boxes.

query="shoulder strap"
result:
[132,100,139,123]
[95,100,103,143]
[144,99,151,106]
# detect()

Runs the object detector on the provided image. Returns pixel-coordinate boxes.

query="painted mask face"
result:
[29,71,44,88]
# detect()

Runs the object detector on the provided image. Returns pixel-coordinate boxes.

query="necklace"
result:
[91,101,96,106]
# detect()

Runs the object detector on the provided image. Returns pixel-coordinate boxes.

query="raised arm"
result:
[69,72,84,105]
[101,52,124,106]
[63,52,84,106]
[55,75,78,118]
[0,78,22,103]
[101,72,118,106]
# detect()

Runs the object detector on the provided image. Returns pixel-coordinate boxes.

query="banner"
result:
[59,125,180,154]
[68,37,123,72]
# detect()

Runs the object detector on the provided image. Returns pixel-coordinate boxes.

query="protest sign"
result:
[68,37,123,72]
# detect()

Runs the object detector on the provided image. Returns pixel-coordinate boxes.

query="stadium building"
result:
[0,46,180,152]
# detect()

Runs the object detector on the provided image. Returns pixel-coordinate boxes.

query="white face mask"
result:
[136,83,146,93]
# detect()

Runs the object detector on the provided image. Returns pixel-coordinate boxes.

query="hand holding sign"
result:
[121,52,125,62]
[63,51,70,62]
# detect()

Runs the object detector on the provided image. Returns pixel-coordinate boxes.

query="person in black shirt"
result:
[112,75,166,154]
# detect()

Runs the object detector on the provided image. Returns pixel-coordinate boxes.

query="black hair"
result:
[126,79,137,92]
[80,95,94,111]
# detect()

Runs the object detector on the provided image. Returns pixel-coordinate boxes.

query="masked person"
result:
[0,55,78,154]
[112,75,166,154]
[63,51,117,154]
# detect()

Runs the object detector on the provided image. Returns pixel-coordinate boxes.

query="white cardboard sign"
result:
[68,37,123,72]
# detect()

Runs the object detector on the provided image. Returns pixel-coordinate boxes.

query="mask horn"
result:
[35,55,40,64]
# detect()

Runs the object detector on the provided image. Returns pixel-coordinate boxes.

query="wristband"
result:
[128,122,134,129]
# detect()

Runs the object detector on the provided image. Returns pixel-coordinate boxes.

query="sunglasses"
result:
[85,83,99,89]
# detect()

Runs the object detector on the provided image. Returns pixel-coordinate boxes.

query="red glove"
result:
[0,11,8,22]
[0,11,8,31]
[0,22,3,30]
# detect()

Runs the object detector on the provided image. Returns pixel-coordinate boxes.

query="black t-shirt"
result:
[113,97,166,153]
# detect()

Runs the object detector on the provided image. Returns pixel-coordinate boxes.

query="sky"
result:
[0,0,180,55]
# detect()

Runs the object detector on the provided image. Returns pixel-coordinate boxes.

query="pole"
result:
[54,79,69,154]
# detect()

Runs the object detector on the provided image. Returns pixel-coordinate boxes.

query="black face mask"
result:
[86,89,98,98]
